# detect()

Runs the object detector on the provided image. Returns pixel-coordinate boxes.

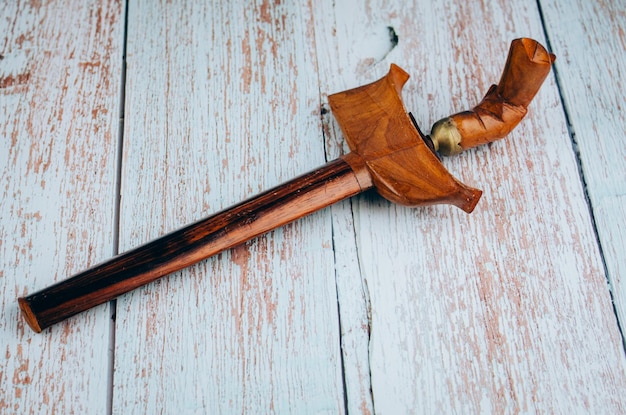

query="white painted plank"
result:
[314,0,626,413]
[540,0,626,340]
[0,1,124,413]
[113,1,344,413]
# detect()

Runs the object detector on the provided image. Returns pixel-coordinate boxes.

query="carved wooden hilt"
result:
[18,38,554,333]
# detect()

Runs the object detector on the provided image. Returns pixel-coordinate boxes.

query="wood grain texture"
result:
[112,1,344,413]
[539,0,626,342]
[0,0,123,413]
[3,1,626,413]
[314,0,626,413]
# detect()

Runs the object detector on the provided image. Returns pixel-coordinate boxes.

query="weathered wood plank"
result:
[0,1,124,413]
[540,0,626,338]
[112,1,344,413]
[315,0,626,413]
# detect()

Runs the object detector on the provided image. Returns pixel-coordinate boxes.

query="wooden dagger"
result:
[18,38,555,333]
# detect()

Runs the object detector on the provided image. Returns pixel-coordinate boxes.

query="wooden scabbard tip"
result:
[18,297,42,333]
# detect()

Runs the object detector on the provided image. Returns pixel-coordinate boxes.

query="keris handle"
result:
[430,38,556,155]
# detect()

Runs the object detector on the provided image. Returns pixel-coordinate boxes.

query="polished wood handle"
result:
[430,38,556,155]
[18,158,367,332]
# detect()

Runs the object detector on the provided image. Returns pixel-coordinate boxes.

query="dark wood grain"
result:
[18,157,365,332]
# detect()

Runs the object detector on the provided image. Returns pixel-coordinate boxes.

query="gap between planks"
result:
[107,1,131,414]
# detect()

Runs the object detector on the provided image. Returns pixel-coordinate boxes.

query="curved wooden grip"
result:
[431,38,556,155]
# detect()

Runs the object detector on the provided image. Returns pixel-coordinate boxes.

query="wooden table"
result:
[2,1,625,413]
